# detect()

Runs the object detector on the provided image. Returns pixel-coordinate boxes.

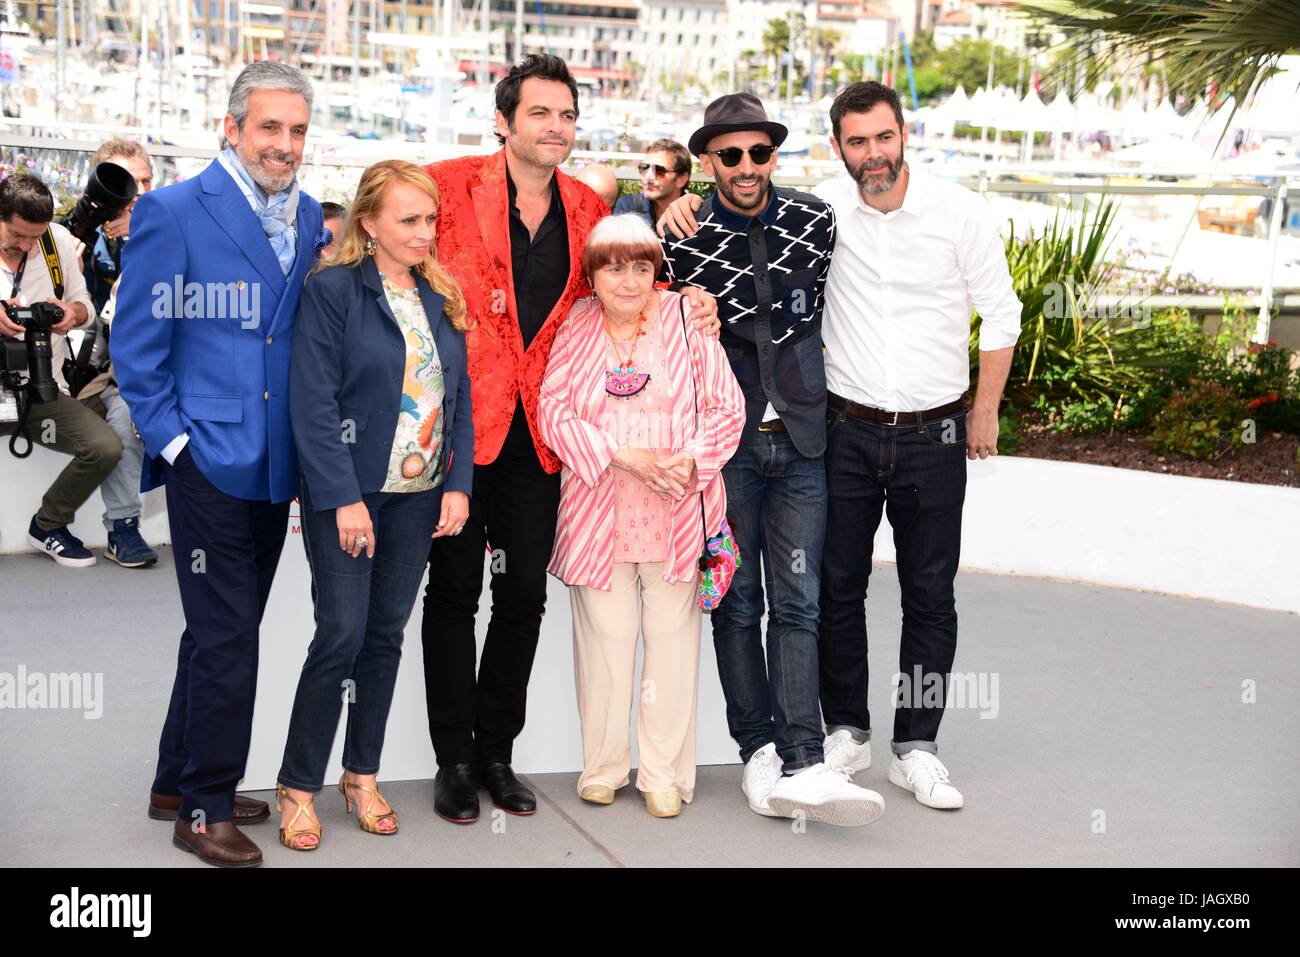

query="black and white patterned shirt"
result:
[661,184,836,349]
[661,185,836,434]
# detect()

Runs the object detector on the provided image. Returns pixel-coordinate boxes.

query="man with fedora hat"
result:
[660,92,885,826]
[661,82,1022,813]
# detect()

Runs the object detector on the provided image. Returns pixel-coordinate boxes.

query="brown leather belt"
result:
[826,391,969,426]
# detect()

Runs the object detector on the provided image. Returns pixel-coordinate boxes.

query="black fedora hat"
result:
[688,92,789,157]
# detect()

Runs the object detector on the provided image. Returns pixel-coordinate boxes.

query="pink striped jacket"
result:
[538,290,745,590]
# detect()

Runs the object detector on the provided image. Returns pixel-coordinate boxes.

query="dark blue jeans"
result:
[711,428,826,771]
[278,483,441,792]
[818,408,967,757]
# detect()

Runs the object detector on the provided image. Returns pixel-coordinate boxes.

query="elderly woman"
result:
[275,160,473,850]
[538,214,744,818]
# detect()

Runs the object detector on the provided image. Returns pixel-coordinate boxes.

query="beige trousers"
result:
[570,562,701,800]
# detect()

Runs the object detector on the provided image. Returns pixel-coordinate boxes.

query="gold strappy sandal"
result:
[338,774,399,835]
[276,784,321,851]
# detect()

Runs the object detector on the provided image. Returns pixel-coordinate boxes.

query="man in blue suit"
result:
[113,61,325,867]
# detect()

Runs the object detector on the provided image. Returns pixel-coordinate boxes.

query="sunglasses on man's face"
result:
[638,162,679,177]
[703,145,776,167]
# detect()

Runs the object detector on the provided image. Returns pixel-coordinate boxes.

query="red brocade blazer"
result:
[424,149,610,472]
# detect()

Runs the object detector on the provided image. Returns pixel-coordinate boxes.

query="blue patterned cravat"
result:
[220,147,299,275]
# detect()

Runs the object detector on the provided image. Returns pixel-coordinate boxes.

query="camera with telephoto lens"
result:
[2,300,63,405]
[58,162,138,246]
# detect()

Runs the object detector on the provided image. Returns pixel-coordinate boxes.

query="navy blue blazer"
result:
[289,257,473,511]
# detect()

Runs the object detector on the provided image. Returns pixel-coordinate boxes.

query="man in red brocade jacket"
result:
[420,53,719,824]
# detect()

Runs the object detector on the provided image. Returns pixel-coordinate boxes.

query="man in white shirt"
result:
[811,82,1020,809]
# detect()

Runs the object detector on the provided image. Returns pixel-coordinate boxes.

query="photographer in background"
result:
[72,275,159,567]
[67,137,160,567]
[0,174,119,567]
[81,138,154,313]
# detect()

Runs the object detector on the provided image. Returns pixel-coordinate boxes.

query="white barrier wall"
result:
[0,441,172,557]
[0,442,738,784]
[4,444,1299,785]
[944,456,1300,615]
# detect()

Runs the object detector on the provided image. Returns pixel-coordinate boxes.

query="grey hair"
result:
[228,61,314,128]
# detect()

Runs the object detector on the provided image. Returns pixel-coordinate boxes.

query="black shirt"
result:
[507,166,569,350]
[502,165,570,457]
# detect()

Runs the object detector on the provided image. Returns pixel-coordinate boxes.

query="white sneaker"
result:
[741,742,783,817]
[823,729,871,773]
[766,763,886,827]
[888,750,964,809]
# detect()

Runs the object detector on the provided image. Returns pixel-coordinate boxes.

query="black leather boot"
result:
[479,762,537,815]
[434,764,480,824]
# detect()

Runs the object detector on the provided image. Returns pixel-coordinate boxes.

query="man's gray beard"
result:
[236,145,296,195]
[854,155,906,195]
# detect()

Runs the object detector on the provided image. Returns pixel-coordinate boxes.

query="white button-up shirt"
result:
[812,167,1021,412]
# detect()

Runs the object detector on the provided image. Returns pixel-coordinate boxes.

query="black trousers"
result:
[818,409,967,753]
[151,445,289,823]
[420,418,561,767]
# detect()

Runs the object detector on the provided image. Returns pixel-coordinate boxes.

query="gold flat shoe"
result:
[642,790,681,818]
[580,784,615,805]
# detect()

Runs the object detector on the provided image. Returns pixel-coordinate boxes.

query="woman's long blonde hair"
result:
[321,159,469,331]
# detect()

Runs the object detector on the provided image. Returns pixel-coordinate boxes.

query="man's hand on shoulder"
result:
[657,193,704,240]
[680,286,720,338]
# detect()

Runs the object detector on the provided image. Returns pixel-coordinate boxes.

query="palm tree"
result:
[1018,1,1300,105]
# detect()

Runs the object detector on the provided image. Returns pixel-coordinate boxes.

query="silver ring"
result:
[356,535,369,546]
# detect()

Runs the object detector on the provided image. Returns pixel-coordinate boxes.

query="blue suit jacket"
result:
[112,159,324,503]
[289,258,474,511]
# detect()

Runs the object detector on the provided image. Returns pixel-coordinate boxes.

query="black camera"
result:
[58,162,138,246]
[1,300,63,405]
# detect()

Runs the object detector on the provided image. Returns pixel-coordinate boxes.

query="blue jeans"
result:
[710,428,826,770]
[818,407,967,757]
[278,483,441,792]
[96,386,146,529]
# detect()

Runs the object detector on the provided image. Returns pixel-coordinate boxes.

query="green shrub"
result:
[1149,378,1251,461]
[1112,308,1213,431]
[976,199,1140,416]
[1039,395,1122,434]
[997,407,1024,454]
[1197,301,1300,434]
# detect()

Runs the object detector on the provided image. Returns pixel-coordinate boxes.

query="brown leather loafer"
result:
[172,818,263,867]
[149,792,270,824]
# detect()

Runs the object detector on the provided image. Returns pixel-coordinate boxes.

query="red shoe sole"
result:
[436,812,479,824]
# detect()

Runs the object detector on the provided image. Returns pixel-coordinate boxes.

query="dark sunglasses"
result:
[637,162,681,177]
[703,145,776,167]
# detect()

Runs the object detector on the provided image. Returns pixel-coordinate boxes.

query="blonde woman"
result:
[275,160,473,849]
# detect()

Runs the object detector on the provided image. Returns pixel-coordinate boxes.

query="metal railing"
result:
[3,130,1296,342]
